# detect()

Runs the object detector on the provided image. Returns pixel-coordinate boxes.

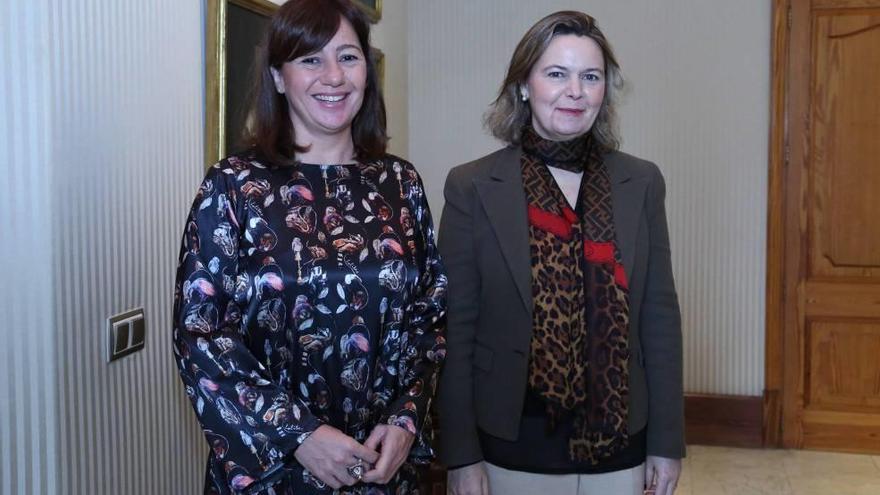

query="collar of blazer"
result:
[473,145,649,314]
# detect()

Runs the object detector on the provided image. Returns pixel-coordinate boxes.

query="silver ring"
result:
[347,460,364,481]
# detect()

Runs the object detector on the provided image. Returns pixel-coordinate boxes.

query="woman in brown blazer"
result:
[437,11,684,495]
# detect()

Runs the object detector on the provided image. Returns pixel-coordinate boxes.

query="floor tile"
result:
[787,474,880,495]
[689,446,789,474]
[685,446,792,495]
[690,469,792,495]
[682,444,880,495]
[781,449,880,478]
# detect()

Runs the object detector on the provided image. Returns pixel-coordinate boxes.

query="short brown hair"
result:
[484,11,625,150]
[242,0,387,164]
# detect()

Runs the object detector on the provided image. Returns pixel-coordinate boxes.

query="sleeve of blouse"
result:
[172,162,322,492]
[379,166,448,460]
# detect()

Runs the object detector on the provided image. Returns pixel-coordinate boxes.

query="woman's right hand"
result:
[447,462,489,495]
[294,425,380,489]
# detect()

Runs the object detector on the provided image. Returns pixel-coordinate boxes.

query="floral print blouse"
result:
[172,152,447,494]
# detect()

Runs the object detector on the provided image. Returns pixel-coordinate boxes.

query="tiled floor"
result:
[679,445,880,494]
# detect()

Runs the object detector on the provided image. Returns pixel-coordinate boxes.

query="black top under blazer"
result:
[436,146,685,468]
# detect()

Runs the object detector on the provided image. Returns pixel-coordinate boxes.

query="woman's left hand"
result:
[645,455,682,495]
[360,424,415,484]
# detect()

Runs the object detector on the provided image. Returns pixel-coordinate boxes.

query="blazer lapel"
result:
[607,153,649,281]
[473,147,533,314]
[470,149,649,314]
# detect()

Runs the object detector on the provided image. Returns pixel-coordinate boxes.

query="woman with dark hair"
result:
[437,11,683,495]
[173,1,446,493]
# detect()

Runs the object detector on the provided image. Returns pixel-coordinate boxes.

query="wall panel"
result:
[0,2,57,494]
[47,0,207,493]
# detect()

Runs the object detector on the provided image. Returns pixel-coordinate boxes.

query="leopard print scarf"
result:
[521,126,631,463]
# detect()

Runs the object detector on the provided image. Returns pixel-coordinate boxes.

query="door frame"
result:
[764,0,797,448]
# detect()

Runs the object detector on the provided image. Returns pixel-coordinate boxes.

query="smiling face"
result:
[523,34,606,142]
[271,18,367,146]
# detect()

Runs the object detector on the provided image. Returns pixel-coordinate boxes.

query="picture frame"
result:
[354,0,382,23]
[372,47,385,95]
[205,0,279,166]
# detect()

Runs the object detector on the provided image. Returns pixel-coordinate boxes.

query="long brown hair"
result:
[484,11,625,150]
[242,0,387,164]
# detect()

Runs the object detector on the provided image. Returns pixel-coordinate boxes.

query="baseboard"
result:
[762,389,782,447]
[685,393,763,448]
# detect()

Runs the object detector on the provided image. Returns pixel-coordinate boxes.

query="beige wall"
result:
[1,0,210,493]
[50,0,208,492]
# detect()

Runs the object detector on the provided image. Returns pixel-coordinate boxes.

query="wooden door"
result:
[769,0,880,453]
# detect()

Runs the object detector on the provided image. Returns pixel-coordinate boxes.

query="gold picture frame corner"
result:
[205,0,279,168]
[355,0,382,23]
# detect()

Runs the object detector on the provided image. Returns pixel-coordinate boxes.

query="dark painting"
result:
[225,3,271,155]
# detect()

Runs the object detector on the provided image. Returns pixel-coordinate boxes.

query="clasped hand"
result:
[294,424,414,489]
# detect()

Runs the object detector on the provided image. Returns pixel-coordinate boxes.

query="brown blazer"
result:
[436,146,684,467]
